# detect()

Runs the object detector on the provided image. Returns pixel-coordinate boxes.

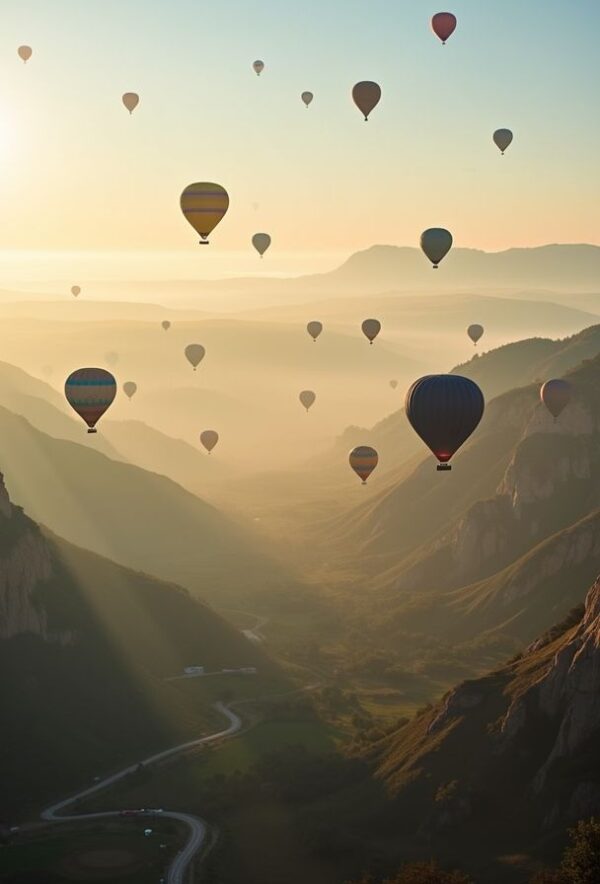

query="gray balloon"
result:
[420,228,453,268]
[123,381,137,399]
[299,390,316,411]
[352,81,381,121]
[493,128,513,154]
[307,321,323,341]
[252,233,271,257]
[185,344,206,371]
[301,91,314,107]
[361,318,381,344]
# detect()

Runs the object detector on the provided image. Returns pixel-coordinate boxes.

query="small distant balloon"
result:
[252,233,271,257]
[420,228,453,269]
[493,128,513,155]
[431,12,457,44]
[71,285,81,298]
[161,320,171,331]
[123,381,137,400]
[405,374,484,470]
[185,344,205,371]
[352,81,381,121]
[301,91,314,107]
[299,390,316,412]
[122,92,139,114]
[307,321,323,342]
[180,183,229,244]
[349,446,379,485]
[65,368,117,434]
[540,379,571,420]
[390,379,398,389]
[467,324,484,346]
[253,60,265,76]
[200,430,219,453]
[361,318,381,345]
[18,45,32,63]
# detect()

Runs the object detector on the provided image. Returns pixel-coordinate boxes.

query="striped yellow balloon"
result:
[180,183,229,244]
[349,445,379,485]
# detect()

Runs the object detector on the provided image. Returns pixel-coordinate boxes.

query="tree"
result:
[560,818,600,884]
[347,861,473,884]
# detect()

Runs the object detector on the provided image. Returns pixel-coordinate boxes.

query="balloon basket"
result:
[87,428,98,434]
[437,463,451,471]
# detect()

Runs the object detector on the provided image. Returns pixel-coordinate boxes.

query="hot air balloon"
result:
[390,379,398,389]
[420,228,453,269]
[252,233,271,257]
[71,285,81,298]
[405,374,484,470]
[105,352,119,367]
[161,320,171,331]
[467,324,484,346]
[200,430,219,453]
[18,45,32,63]
[299,390,316,412]
[362,318,381,345]
[185,344,205,371]
[307,321,323,342]
[540,379,571,420]
[431,12,457,44]
[123,381,137,399]
[301,91,314,107]
[122,92,139,114]
[493,128,513,155]
[65,368,117,434]
[349,446,379,485]
[253,60,265,76]
[352,81,381,121]
[180,183,229,244]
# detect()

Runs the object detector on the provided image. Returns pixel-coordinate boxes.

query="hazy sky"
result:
[1,0,599,271]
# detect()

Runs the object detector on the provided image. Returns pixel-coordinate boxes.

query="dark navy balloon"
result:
[405,374,484,470]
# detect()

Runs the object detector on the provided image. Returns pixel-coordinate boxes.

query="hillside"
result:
[368,575,600,881]
[0,473,267,818]
[0,406,288,606]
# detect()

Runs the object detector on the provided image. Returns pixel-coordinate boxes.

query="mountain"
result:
[0,472,267,818]
[0,405,287,607]
[369,576,600,881]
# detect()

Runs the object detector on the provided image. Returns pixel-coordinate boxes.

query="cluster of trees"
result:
[346,818,600,884]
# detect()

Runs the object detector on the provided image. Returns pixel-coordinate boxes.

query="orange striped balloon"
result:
[349,446,378,485]
[180,183,229,244]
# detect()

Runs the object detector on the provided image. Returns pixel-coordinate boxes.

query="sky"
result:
[0,0,600,279]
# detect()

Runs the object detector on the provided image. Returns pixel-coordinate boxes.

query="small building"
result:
[184,665,205,675]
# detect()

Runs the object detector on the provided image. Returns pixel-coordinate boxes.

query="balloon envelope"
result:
[431,12,457,43]
[180,183,229,243]
[420,228,453,268]
[405,374,484,469]
[352,81,381,121]
[493,128,513,154]
[253,60,264,75]
[467,324,484,345]
[362,318,381,344]
[349,446,379,484]
[123,381,137,399]
[252,233,271,256]
[71,285,81,297]
[540,379,571,419]
[185,344,205,370]
[390,379,398,389]
[161,320,171,331]
[299,390,316,411]
[301,91,314,107]
[307,321,323,341]
[200,430,219,453]
[18,45,32,63]
[65,368,117,433]
[122,92,139,114]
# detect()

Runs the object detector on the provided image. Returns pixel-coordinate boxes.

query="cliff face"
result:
[375,577,600,842]
[0,472,61,642]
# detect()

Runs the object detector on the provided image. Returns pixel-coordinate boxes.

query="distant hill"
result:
[0,473,267,817]
[0,406,287,607]
[368,576,600,881]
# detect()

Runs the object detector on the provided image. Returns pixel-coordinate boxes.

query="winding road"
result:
[41,702,242,884]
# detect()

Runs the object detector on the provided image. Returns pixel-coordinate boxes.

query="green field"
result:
[1,820,184,883]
